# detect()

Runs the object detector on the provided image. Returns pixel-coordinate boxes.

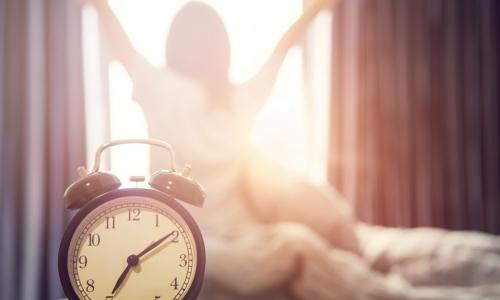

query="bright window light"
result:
[83,0,331,181]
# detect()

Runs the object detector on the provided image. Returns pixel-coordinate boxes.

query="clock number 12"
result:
[128,208,141,221]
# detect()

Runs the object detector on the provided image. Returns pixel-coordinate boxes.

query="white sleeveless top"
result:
[129,58,260,237]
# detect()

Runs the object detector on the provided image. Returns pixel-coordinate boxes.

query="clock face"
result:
[64,194,199,300]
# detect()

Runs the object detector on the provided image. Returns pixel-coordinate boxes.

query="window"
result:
[82,0,331,183]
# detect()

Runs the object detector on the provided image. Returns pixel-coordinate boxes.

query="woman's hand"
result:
[238,0,338,109]
[80,0,98,6]
[316,0,338,9]
[305,0,337,11]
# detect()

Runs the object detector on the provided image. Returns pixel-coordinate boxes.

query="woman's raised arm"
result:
[238,0,337,108]
[86,0,154,77]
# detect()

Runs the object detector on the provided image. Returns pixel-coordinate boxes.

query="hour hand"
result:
[112,263,131,294]
[112,254,140,294]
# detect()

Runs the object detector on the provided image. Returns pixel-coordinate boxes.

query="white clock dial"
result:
[67,196,197,300]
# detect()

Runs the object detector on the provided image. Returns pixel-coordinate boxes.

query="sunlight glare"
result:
[105,0,307,178]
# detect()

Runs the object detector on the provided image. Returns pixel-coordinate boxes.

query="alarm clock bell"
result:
[63,139,205,210]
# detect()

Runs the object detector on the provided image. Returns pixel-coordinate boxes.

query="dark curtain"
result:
[0,0,86,299]
[329,0,500,233]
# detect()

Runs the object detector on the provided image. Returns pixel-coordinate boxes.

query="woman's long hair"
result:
[166,2,231,102]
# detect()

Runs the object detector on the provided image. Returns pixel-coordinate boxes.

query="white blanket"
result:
[196,152,500,300]
[199,223,500,300]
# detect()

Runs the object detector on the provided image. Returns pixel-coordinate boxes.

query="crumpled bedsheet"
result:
[196,150,500,300]
[199,223,500,300]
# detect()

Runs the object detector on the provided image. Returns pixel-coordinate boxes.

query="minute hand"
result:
[137,230,177,258]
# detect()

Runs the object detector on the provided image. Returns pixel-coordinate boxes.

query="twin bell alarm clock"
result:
[58,139,206,300]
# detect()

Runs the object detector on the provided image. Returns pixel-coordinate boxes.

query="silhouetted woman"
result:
[86,0,359,249]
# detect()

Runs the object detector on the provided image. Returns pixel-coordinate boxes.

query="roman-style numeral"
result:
[106,216,116,229]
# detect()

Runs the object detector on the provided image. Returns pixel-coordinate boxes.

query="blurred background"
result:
[1,0,499,299]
